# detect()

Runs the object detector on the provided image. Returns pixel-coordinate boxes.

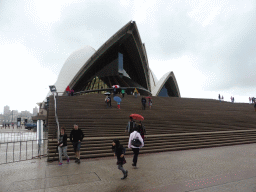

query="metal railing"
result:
[73,87,151,96]
[0,132,48,143]
[0,139,48,165]
[54,87,151,97]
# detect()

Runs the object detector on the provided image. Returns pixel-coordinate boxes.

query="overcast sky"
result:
[1,0,256,113]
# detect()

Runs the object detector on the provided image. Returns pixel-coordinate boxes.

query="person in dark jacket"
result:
[112,139,128,180]
[70,124,84,164]
[141,97,146,110]
[125,117,136,135]
[58,127,69,165]
[137,121,146,141]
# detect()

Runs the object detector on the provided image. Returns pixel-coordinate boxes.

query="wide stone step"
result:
[46,94,256,161]
[47,139,256,161]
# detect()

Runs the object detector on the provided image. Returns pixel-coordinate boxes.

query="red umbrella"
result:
[129,114,144,121]
[146,96,152,99]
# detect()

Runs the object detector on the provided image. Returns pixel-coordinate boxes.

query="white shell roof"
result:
[151,71,172,96]
[149,69,158,92]
[46,45,179,98]
[54,45,96,93]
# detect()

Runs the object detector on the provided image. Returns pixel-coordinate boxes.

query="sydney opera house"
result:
[52,21,180,97]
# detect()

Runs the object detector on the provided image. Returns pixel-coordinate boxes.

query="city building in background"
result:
[0,106,34,125]
[33,107,39,116]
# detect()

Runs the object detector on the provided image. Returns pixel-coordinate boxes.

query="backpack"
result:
[131,138,141,147]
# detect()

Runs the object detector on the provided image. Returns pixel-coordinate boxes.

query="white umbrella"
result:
[112,85,120,88]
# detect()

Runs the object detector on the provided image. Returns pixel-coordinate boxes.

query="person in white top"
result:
[128,127,144,168]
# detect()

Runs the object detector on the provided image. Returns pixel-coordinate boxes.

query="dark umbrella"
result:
[129,114,144,121]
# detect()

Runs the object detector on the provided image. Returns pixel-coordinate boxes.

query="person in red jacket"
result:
[66,86,71,96]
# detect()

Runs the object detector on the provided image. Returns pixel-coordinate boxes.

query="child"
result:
[148,98,152,109]
[117,102,120,109]
[58,127,70,165]
[112,139,128,180]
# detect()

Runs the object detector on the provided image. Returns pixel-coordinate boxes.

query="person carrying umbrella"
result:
[114,96,122,109]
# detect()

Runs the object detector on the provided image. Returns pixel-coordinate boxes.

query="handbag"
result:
[131,138,141,147]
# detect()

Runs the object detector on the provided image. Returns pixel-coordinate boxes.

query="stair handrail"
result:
[53,92,60,142]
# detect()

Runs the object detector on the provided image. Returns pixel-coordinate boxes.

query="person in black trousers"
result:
[141,97,146,110]
[112,139,128,180]
[128,127,144,168]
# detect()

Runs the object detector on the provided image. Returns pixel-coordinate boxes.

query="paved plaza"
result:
[1,143,256,192]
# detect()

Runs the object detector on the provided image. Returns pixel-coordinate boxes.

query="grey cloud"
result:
[2,0,256,98]
[53,1,133,50]
[139,1,256,92]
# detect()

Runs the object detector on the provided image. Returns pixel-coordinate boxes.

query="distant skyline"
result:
[1,0,256,112]
[1,105,37,114]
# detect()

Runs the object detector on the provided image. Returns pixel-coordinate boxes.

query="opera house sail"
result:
[52,21,180,97]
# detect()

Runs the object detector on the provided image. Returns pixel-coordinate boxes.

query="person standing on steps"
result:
[70,89,74,96]
[58,127,70,165]
[66,86,71,96]
[141,97,146,110]
[70,124,84,164]
[108,95,112,107]
[128,126,144,169]
[121,89,125,98]
[113,87,117,96]
[126,117,136,135]
[105,95,110,108]
[112,139,128,180]
[134,88,138,98]
[137,121,146,141]
[148,97,152,109]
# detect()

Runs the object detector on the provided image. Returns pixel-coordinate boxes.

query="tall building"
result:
[33,107,38,116]
[4,105,10,115]
[0,114,4,124]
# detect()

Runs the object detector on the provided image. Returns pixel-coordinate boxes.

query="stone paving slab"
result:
[1,143,256,192]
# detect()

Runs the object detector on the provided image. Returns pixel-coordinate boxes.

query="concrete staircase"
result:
[47,94,256,161]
